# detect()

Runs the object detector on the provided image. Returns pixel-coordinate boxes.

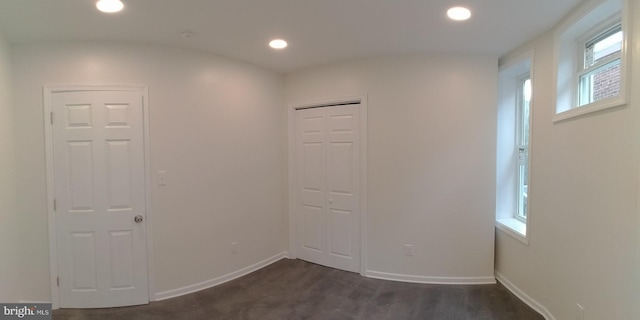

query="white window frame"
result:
[515,75,530,223]
[577,20,622,107]
[553,0,628,122]
[496,51,533,244]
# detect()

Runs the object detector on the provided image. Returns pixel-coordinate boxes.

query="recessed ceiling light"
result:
[96,0,124,13]
[447,6,471,21]
[269,39,288,49]
[180,31,196,39]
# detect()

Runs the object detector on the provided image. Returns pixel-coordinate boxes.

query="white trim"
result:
[43,86,58,309]
[495,271,556,320]
[365,270,496,285]
[359,95,368,276]
[44,85,152,309]
[287,102,296,259]
[141,86,155,302]
[496,218,529,245]
[155,252,291,301]
[287,95,368,275]
[499,50,534,74]
[552,96,626,122]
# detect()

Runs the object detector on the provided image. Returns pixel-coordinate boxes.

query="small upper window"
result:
[554,0,626,121]
[578,24,622,107]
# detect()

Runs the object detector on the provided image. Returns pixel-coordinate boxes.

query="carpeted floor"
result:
[53,258,544,320]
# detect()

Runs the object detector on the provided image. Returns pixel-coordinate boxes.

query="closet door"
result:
[295,104,360,273]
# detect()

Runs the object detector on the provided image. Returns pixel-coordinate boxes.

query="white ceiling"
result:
[0,0,583,73]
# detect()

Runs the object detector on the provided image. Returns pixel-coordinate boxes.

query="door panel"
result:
[328,142,353,193]
[302,205,323,251]
[70,232,97,291]
[105,104,131,128]
[295,104,360,273]
[302,143,324,191]
[53,90,148,308]
[105,139,133,210]
[109,230,135,289]
[67,141,95,212]
[66,104,92,128]
[330,209,352,257]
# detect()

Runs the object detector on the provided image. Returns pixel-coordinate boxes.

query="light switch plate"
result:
[157,170,168,187]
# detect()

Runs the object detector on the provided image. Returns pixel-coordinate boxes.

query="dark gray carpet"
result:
[53,258,543,320]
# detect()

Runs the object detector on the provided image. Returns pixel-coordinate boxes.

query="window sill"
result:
[554,96,627,122]
[496,218,528,245]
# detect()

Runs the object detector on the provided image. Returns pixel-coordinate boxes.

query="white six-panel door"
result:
[52,90,148,308]
[295,104,360,273]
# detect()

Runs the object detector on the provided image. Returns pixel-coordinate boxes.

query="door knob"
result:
[134,215,143,223]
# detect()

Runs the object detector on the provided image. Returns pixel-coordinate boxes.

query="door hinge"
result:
[57,277,59,287]
[53,199,56,211]
[50,112,54,125]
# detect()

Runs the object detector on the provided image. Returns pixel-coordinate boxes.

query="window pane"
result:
[517,77,531,220]
[585,29,622,68]
[521,79,531,146]
[579,59,621,106]
[517,155,528,219]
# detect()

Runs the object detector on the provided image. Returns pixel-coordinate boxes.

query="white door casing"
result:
[294,102,363,273]
[47,87,151,308]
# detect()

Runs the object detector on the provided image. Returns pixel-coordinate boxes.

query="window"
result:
[496,52,532,243]
[554,0,627,121]
[516,77,531,222]
[578,24,622,106]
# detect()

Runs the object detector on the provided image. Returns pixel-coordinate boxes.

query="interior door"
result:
[295,104,360,273]
[52,90,148,308]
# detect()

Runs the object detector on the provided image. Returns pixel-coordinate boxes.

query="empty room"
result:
[0,0,638,319]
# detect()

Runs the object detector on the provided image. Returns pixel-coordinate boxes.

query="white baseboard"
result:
[154,251,290,301]
[495,271,556,320]
[365,270,496,285]
[18,301,51,304]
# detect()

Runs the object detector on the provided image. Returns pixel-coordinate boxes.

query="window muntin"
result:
[516,77,531,221]
[578,24,622,107]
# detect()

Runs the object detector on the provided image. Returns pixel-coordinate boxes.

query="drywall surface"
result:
[0,30,20,302]
[12,41,286,300]
[285,55,498,280]
[495,1,640,319]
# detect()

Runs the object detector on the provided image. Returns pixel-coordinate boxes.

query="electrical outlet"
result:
[157,170,168,187]
[404,244,414,256]
[576,303,584,320]
[231,242,239,254]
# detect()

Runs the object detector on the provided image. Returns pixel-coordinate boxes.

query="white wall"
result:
[495,1,640,319]
[12,41,287,300]
[285,55,498,280]
[0,30,21,302]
